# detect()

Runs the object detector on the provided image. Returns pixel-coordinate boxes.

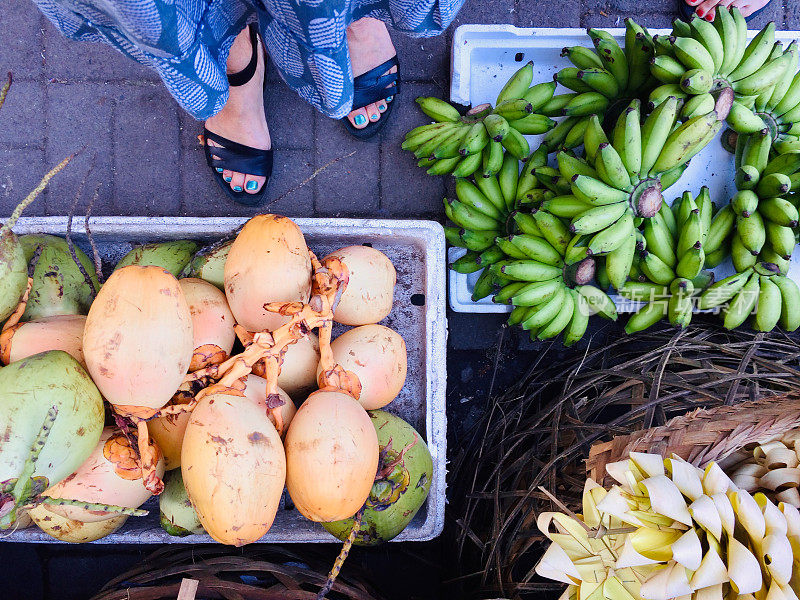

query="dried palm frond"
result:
[446,324,800,600]
[90,545,386,600]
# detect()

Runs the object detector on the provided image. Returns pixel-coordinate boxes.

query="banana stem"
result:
[39,497,148,517]
[316,505,365,600]
[1,153,76,236]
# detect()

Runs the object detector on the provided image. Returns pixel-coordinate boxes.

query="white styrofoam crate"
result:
[3,217,447,544]
[447,25,800,313]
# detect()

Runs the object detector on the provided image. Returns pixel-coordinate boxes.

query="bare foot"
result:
[346,17,397,129]
[683,0,771,22]
[205,25,272,195]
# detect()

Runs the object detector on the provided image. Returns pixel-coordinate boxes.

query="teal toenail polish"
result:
[233,185,243,192]
[224,176,232,182]
[216,167,223,173]
[354,114,367,126]
[386,95,393,102]
[246,180,259,191]
[370,113,379,121]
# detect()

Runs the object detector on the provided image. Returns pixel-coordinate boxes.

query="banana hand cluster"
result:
[699,261,800,331]
[620,188,715,333]
[404,63,559,177]
[536,452,800,600]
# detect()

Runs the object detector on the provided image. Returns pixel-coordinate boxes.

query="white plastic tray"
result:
[3,216,448,543]
[448,25,800,313]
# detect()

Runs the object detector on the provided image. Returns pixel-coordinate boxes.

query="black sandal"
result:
[202,23,273,207]
[342,56,400,140]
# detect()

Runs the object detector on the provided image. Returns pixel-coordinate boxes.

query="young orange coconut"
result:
[179,277,235,372]
[83,265,193,493]
[41,426,164,523]
[0,314,86,366]
[224,214,312,333]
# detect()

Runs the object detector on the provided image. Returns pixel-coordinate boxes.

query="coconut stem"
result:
[1,153,76,236]
[1,277,31,336]
[66,160,99,297]
[0,72,11,112]
[85,183,104,283]
[38,497,148,517]
[316,505,365,600]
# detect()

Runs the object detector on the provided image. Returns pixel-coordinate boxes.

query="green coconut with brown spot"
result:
[115,240,199,277]
[0,229,28,323]
[19,234,99,321]
[159,469,204,537]
[322,410,433,546]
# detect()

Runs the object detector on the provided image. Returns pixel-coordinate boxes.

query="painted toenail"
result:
[233,185,243,192]
[370,113,379,121]
[224,176,232,182]
[246,180,259,191]
[378,104,386,110]
[354,114,367,126]
[386,96,394,102]
[216,167,224,173]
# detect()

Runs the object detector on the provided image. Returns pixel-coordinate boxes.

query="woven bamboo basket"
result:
[89,546,386,600]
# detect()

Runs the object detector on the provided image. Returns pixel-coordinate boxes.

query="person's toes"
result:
[739,0,770,16]
[685,0,701,6]
[376,99,388,113]
[704,6,716,19]
[230,172,246,193]
[695,0,720,18]
[244,175,266,194]
[366,102,381,123]
[222,169,234,184]
[348,107,370,129]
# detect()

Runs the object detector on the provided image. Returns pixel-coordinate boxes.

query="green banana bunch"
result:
[698,262,800,331]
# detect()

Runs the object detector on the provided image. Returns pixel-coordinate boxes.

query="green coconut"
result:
[181,239,232,289]
[19,234,99,321]
[322,410,433,546]
[115,240,199,277]
[0,230,28,323]
[159,470,204,537]
[0,350,105,529]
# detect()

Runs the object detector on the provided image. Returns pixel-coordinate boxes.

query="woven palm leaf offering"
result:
[447,325,800,600]
[89,545,386,600]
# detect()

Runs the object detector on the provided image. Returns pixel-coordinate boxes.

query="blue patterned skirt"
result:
[35,0,464,120]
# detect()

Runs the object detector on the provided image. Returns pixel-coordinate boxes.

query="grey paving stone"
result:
[517,0,581,27]
[0,146,48,216]
[313,113,380,216]
[264,82,314,150]
[582,10,672,29]
[0,80,46,149]
[379,83,446,217]
[450,0,517,26]
[583,0,675,18]
[43,19,158,82]
[45,83,116,215]
[112,85,181,215]
[392,33,449,82]
[789,1,800,29]
[746,0,785,30]
[1,0,44,79]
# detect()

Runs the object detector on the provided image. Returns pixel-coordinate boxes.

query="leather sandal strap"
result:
[202,128,273,177]
[352,56,400,110]
[227,23,260,87]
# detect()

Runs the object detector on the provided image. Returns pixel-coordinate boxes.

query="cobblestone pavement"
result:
[1,0,794,221]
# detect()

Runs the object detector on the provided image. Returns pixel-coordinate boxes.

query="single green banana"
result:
[723,270,760,329]
[640,250,676,285]
[446,198,501,230]
[589,31,629,91]
[734,50,797,97]
[496,61,534,104]
[476,245,507,268]
[562,92,609,117]
[509,234,563,266]
[507,305,532,326]
[570,201,629,235]
[672,18,692,38]
[473,175,507,213]
[511,278,562,306]
[773,276,800,330]
[531,209,571,255]
[698,268,752,309]
[414,123,462,158]
[523,81,558,111]
[460,229,501,252]
[459,121,490,156]
[658,201,678,238]
[570,174,629,205]
[767,44,800,110]
[577,67,620,98]
[563,289,591,346]
[689,16,724,74]
[416,96,461,122]
[764,152,800,177]
[521,285,567,331]
[675,242,704,279]
[650,55,686,84]
[726,101,767,134]
[450,152,483,178]
[625,299,668,334]
[677,209,703,258]
[595,142,632,191]
[705,204,736,253]
[736,210,767,254]
[501,127,530,160]
[575,284,618,320]
[539,93,578,117]
[471,267,496,301]
[483,114,510,142]
[705,243,730,268]
[757,172,792,198]
[651,111,719,174]
[759,245,791,274]
[495,236,529,259]
[729,7,749,75]
[659,163,689,191]
[431,125,473,159]
[507,113,556,135]
[426,156,463,175]
[681,93,716,119]
[714,7,740,76]
[736,165,760,190]
[493,281,528,304]
[542,116,579,151]
[402,121,456,151]
[541,195,594,219]
[732,232,758,271]
[640,96,679,177]
[671,36,715,74]
[555,67,595,94]
[741,128,772,174]
[765,221,796,259]
[564,234,590,265]
[562,116,591,150]
[648,83,687,110]
[497,259,562,282]
[536,290,575,340]
[450,251,482,274]
[587,211,635,256]
[612,100,643,179]
[561,46,604,70]
[680,68,713,95]
[583,114,609,163]
[732,189,759,217]
[498,152,519,209]
[557,152,599,181]
[644,216,677,268]
[728,22,776,82]
[481,141,504,177]
[627,30,655,94]
[759,196,800,226]
[605,231,637,290]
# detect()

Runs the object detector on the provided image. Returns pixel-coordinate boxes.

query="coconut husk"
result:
[587,393,800,486]
[446,324,800,600]
[89,545,386,600]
